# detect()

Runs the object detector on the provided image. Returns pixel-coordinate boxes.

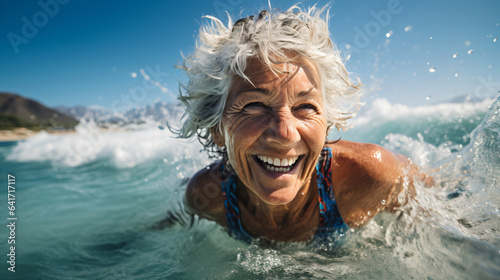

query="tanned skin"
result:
[184,140,422,242]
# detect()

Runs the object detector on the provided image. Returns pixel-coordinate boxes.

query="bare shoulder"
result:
[327,140,407,177]
[184,161,226,226]
[326,141,410,227]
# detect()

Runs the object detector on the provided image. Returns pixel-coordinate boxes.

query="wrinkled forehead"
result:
[230,57,321,92]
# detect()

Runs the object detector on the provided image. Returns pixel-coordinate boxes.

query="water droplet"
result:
[429,36,433,39]
[464,40,471,46]
[301,192,305,196]
[426,62,430,65]
[158,125,164,130]
[426,96,431,101]
[386,30,393,38]
[429,67,436,73]
[494,37,498,42]
[404,26,412,32]
[489,64,494,69]
[381,200,386,205]
[367,211,372,216]
[452,53,458,58]
[454,73,459,77]
[467,49,474,54]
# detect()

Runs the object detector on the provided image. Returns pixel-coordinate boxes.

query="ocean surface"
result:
[1,97,499,279]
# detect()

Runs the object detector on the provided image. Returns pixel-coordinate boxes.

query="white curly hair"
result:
[175,4,362,157]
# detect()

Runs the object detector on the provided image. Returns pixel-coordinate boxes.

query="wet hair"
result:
[174,4,362,158]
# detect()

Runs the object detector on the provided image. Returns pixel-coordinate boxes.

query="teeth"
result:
[267,165,291,173]
[256,155,299,172]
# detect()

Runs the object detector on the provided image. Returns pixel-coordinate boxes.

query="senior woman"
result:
[176,6,422,242]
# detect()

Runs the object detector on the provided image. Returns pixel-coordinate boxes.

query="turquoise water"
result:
[1,97,499,279]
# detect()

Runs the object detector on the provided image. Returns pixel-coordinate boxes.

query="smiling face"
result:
[214,58,328,205]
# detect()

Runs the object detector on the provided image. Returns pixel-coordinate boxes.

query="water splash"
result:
[7,119,209,169]
[237,245,292,274]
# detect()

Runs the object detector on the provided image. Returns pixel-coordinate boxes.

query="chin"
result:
[256,185,299,205]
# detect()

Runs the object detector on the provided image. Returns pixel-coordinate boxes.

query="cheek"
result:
[223,115,268,154]
[299,117,327,146]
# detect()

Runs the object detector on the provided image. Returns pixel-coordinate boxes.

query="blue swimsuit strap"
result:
[221,146,346,242]
[220,167,253,243]
[315,147,347,236]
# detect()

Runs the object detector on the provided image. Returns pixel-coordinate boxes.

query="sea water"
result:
[1,97,499,279]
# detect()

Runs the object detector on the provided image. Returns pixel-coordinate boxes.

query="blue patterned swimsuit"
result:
[221,146,347,243]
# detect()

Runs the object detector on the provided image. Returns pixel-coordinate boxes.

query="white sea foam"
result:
[381,133,457,168]
[7,120,208,168]
[353,98,494,127]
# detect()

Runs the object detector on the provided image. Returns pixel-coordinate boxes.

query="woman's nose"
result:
[265,110,300,147]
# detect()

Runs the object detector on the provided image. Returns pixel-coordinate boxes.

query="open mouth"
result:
[254,155,302,173]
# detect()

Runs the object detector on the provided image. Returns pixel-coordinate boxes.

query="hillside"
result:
[0,92,78,130]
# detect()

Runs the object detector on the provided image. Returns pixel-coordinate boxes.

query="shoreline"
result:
[0,128,76,142]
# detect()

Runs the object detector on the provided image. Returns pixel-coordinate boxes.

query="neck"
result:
[236,175,318,230]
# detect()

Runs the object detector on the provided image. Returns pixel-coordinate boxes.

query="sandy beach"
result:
[0,128,76,142]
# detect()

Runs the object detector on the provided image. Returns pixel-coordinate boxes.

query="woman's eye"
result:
[243,102,266,111]
[294,103,318,112]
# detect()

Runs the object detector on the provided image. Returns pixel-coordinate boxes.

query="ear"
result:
[210,125,225,147]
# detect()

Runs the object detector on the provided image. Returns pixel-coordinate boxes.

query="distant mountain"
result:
[0,92,78,129]
[56,101,185,125]
[54,105,125,123]
[444,93,493,104]
[124,101,184,124]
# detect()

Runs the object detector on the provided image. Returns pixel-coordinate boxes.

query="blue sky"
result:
[1,0,499,111]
